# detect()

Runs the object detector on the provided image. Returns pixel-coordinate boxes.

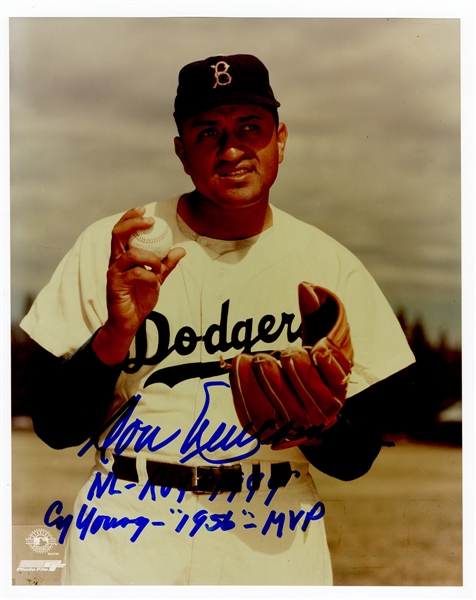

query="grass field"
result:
[11,429,462,586]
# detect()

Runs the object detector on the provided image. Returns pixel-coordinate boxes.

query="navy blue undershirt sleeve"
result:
[300,365,415,480]
[27,330,123,450]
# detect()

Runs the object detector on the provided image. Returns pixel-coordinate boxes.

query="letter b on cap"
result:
[211,61,232,88]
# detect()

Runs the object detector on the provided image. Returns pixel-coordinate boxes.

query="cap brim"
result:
[174,93,280,124]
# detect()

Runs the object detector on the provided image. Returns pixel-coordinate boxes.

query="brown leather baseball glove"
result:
[227,282,354,450]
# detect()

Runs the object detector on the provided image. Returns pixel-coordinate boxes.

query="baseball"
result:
[128,217,173,259]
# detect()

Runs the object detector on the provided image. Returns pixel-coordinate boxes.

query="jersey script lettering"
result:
[123,301,301,381]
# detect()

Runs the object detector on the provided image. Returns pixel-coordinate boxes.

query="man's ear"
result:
[277,123,288,164]
[174,136,190,175]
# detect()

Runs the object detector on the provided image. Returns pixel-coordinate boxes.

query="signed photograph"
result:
[8,12,464,593]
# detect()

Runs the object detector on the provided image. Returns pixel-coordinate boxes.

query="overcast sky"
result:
[8,16,462,345]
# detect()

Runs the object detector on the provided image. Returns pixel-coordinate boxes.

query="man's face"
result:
[174,104,288,210]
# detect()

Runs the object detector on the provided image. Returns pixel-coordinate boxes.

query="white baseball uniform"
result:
[21,196,415,585]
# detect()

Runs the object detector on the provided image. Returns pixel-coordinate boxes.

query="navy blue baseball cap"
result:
[173,54,280,127]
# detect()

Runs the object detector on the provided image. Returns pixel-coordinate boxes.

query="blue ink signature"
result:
[78,381,261,465]
[179,381,260,463]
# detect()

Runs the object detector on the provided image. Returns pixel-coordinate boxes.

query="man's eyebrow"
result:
[189,117,217,129]
[237,114,262,122]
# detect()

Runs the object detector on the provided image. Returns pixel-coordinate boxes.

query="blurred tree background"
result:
[11,298,462,446]
[388,310,462,445]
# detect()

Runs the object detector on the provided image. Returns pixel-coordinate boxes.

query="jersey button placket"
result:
[200,262,229,362]
[217,268,227,299]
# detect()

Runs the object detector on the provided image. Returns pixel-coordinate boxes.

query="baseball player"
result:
[20,54,415,585]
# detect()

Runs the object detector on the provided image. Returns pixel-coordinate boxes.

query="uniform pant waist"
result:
[112,454,295,495]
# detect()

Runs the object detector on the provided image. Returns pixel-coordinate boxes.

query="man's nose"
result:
[217,131,245,161]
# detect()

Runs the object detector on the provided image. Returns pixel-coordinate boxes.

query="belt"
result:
[112,454,294,494]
